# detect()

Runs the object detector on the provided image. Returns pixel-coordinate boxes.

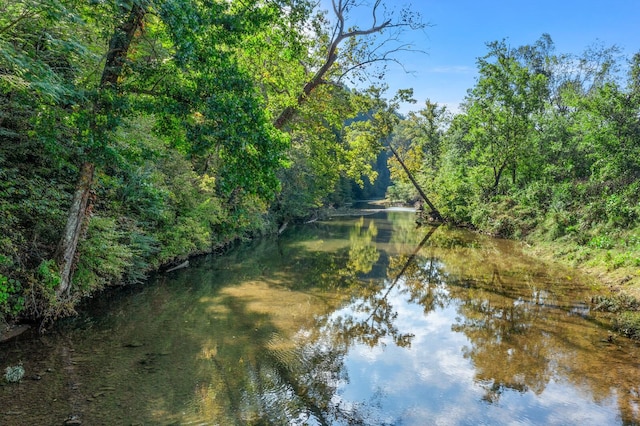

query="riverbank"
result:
[409,196,640,339]
[4,211,638,425]
[2,201,637,343]
[525,240,640,296]
[521,237,640,340]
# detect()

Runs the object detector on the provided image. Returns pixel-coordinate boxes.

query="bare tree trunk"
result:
[55,162,95,297]
[388,143,441,220]
[492,161,508,194]
[54,4,146,297]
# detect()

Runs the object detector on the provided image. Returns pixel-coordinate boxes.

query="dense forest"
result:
[0,0,424,326]
[1,1,639,333]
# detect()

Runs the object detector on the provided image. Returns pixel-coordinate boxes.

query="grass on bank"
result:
[522,226,640,340]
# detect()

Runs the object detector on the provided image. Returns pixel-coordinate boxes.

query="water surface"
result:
[1,209,639,425]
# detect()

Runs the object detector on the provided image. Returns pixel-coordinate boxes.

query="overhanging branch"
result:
[273,0,425,129]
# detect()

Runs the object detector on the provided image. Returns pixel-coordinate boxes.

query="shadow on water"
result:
[2,209,640,425]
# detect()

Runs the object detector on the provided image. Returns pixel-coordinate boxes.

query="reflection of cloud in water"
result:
[334,288,480,423]
[533,380,615,424]
[351,342,386,362]
[331,281,623,425]
[435,347,476,383]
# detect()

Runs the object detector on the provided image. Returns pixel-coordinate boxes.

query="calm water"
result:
[2,208,640,425]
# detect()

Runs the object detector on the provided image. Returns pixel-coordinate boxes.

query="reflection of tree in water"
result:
[181,217,438,425]
[442,251,640,423]
[188,219,640,425]
[186,292,353,425]
[450,283,551,403]
[7,217,640,424]
[329,220,640,423]
[328,224,442,349]
[343,217,380,277]
[194,219,452,424]
[395,254,450,315]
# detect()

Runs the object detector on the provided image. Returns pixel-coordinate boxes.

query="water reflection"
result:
[1,210,640,425]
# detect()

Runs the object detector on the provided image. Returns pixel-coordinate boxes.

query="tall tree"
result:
[56,2,146,297]
[346,88,442,218]
[390,100,449,177]
[55,0,291,298]
[55,2,147,297]
[234,0,428,223]
[464,38,548,196]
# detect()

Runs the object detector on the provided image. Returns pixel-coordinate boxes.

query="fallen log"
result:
[166,260,189,273]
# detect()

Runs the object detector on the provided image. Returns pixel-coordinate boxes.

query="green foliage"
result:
[614,312,640,340]
[384,35,639,311]
[0,273,24,317]
[18,259,64,319]
[463,38,548,196]
[74,216,134,294]
[13,2,639,334]
[0,0,313,323]
[386,182,417,205]
[270,84,378,223]
[587,235,614,250]
[36,260,61,291]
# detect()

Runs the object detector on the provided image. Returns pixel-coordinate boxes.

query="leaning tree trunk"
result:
[388,143,442,220]
[54,4,146,297]
[55,162,95,297]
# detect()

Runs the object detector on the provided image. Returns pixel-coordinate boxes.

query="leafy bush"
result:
[588,235,614,250]
[0,273,24,317]
[614,312,640,340]
[385,181,417,205]
[74,216,134,294]
[36,259,61,292]
[604,187,639,229]
[515,181,551,211]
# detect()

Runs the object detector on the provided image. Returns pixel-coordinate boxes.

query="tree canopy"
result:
[0,0,427,323]
[3,0,637,329]
[387,35,639,286]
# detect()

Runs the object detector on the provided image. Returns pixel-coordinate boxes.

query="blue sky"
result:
[320,0,640,113]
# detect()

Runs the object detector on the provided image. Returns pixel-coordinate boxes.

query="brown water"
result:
[1,208,640,425]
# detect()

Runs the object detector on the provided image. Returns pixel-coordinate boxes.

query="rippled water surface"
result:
[2,208,640,425]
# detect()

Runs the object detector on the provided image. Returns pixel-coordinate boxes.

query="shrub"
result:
[0,273,25,318]
[592,294,640,313]
[385,181,417,205]
[588,235,614,250]
[614,312,640,340]
[74,216,134,294]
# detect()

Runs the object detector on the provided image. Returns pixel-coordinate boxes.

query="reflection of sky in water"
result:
[332,284,620,425]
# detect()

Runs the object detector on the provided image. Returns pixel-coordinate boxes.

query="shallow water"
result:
[1,209,639,425]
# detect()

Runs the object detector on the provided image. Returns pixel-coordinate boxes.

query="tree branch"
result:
[0,8,39,35]
[273,0,425,129]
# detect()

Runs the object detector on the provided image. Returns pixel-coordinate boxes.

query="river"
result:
[1,207,639,425]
